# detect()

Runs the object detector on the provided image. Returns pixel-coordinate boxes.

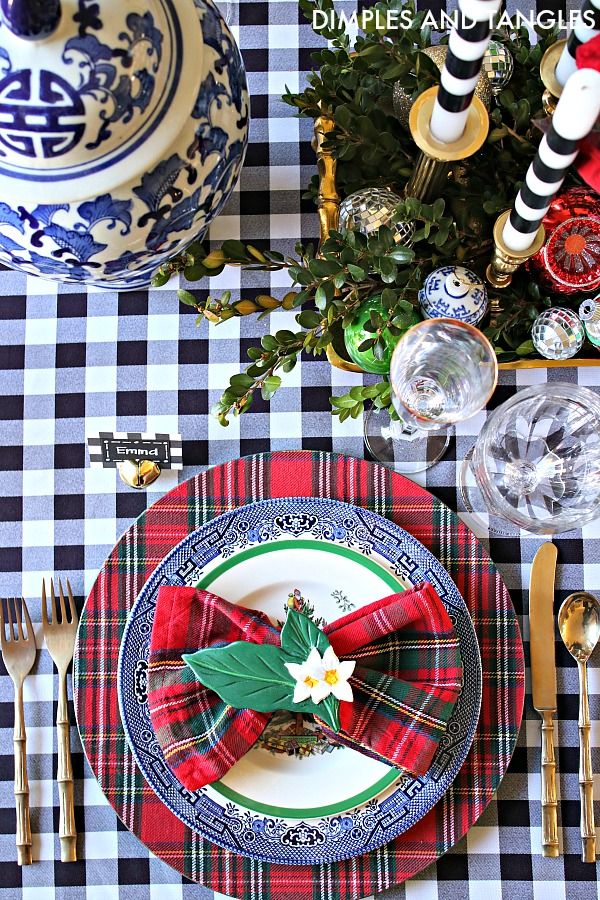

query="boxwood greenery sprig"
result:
[154,199,468,425]
[287,0,562,224]
[152,0,583,425]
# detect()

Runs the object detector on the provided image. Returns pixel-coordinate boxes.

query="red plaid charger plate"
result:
[74,451,525,899]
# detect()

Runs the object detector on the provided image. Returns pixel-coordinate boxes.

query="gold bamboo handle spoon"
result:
[558,591,600,863]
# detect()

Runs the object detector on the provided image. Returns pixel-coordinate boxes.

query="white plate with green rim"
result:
[118,497,481,866]
[196,539,409,818]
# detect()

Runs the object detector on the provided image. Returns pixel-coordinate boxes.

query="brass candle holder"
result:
[313,115,340,246]
[539,39,566,116]
[406,87,489,201]
[486,209,545,288]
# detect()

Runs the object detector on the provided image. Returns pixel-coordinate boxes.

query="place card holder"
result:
[87,431,183,489]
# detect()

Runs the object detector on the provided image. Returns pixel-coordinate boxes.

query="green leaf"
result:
[431,198,445,220]
[183,642,296,712]
[516,339,534,357]
[387,246,414,264]
[331,394,359,408]
[316,695,340,732]
[183,633,341,732]
[152,270,171,287]
[347,264,366,281]
[221,239,251,261]
[275,329,297,344]
[230,373,254,389]
[308,258,342,277]
[290,267,315,286]
[488,126,509,143]
[381,288,396,310]
[178,289,198,307]
[262,249,285,263]
[261,334,278,351]
[297,309,322,329]
[280,608,330,661]
[315,284,328,307]
[184,264,208,282]
[261,374,282,400]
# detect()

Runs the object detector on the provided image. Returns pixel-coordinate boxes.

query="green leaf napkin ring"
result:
[182,608,355,733]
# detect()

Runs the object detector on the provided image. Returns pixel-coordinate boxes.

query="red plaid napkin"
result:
[147,582,462,791]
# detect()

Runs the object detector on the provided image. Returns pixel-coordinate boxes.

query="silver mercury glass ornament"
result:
[338,187,414,245]
[531,307,585,360]
[482,40,514,95]
[579,295,600,348]
[392,81,414,128]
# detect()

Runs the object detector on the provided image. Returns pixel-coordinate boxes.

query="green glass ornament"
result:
[344,298,420,374]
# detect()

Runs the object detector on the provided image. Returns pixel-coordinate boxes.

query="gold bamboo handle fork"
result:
[0,598,37,865]
[42,579,79,863]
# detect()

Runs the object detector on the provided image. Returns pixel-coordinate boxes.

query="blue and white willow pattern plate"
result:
[118,498,482,865]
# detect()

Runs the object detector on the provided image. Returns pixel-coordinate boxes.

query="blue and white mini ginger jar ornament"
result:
[0,0,249,289]
[419,265,489,326]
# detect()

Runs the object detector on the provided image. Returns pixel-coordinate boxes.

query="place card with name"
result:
[87,432,183,470]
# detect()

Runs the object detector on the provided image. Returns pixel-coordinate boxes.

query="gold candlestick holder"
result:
[313,114,340,247]
[539,39,566,116]
[406,87,489,201]
[486,209,545,288]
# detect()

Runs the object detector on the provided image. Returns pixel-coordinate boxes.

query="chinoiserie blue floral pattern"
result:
[118,497,482,867]
[418,265,489,326]
[0,0,249,288]
[62,10,163,152]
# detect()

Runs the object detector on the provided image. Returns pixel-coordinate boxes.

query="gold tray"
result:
[313,116,599,372]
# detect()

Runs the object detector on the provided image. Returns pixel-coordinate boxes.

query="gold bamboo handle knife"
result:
[530,542,559,857]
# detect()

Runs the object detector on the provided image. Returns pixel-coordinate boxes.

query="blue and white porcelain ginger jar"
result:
[0,0,249,289]
[418,265,489,326]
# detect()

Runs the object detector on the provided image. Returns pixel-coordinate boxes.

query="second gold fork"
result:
[42,579,78,863]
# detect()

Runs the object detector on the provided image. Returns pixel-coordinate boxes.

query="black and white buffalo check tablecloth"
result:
[1,0,599,898]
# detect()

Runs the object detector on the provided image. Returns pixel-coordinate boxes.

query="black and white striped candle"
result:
[429,0,501,144]
[502,67,600,253]
[555,0,600,87]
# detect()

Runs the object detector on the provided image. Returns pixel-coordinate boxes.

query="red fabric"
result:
[575,133,600,193]
[148,583,463,789]
[576,33,600,73]
[575,33,600,190]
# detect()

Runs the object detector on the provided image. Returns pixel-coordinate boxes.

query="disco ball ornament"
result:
[338,188,414,245]
[392,45,492,128]
[482,40,514,95]
[579,295,600,348]
[531,308,585,360]
[419,265,489,326]
[344,297,420,375]
[528,215,600,295]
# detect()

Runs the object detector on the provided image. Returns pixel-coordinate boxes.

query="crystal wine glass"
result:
[364,318,498,474]
[459,383,600,535]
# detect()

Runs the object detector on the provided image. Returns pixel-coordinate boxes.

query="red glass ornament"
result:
[541,187,600,233]
[530,216,600,294]
[527,186,600,294]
